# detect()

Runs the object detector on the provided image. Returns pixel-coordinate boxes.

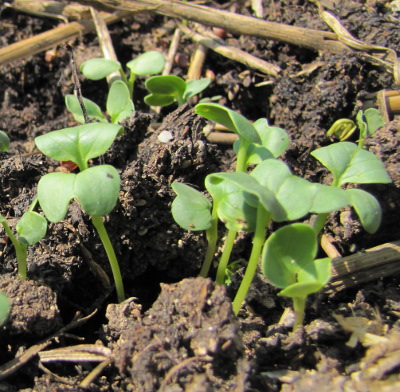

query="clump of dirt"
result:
[113,277,246,392]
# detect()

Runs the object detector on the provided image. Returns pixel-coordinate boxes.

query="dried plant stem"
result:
[0,11,130,66]
[325,240,400,294]
[179,23,281,77]
[90,6,122,84]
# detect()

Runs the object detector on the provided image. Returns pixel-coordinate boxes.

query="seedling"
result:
[171,104,391,323]
[0,199,47,280]
[262,223,331,328]
[66,80,134,126]
[310,141,391,234]
[326,108,384,148]
[0,292,10,326]
[35,122,125,302]
[80,51,165,98]
[144,75,211,106]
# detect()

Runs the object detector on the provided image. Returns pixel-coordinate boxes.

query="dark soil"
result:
[0,1,399,391]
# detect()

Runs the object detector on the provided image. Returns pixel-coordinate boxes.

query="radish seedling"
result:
[144,75,211,107]
[66,80,134,126]
[310,141,391,234]
[80,51,165,98]
[35,122,125,302]
[327,108,384,148]
[0,200,47,280]
[171,104,391,321]
[262,224,331,329]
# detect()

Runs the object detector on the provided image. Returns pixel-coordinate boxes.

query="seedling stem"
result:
[232,206,270,314]
[1,220,27,280]
[216,229,237,284]
[91,216,125,303]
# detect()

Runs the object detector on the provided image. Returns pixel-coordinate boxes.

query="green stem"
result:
[292,297,306,330]
[199,215,218,278]
[216,229,237,285]
[91,215,125,303]
[312,212,329,235]
[232,206,270,314]
[1,220,27,280]
[128,72,136,99]
[235,139,250,173]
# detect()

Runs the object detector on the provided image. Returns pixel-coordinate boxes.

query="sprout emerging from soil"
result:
[144,75,211,107]
[35,122,125,303]
[327,108,384,149]
[0,201,47,280]
[80,51,165,98]
[171,103,392,327]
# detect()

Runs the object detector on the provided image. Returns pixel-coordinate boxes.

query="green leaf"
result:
[253,118,289,158]
[0,130,10,152]
[37,172,76,222]
[144,75,186,106]
[233,119,289,165]
[311,142,392,186]
[126,51,165,76]
[144,94,176,107]
[106,81,135,123]
[262,223,318,289]
[74,165,120,217]
[16,211,47,245]
[38,166,120,222]
[80,58,121,80]
[206,171,279,218]
[250,159,317,221]
[184,78,211,100]
[346,188,382,233]
[309,183,350,213]
[326,118,356,141]
[35,123,123,170]
[357,108,384,140]
[279,257,331,298]
[0,292,10,326]
[171,182,212,231]
[65,95,106,124]
[195,103,261,144]
[217,191,257,232]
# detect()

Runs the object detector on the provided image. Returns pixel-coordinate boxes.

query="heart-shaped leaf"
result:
[35,123,123,170]
[126,51,165,76]
[38,166,120,222]
[144,75,186,106]
[250,159,317,221]
[311,142,391,186]
[16,211,47,245]
[171,182,212,231]
[80,58,121,80]
[262,223,318,289]
[74,165,120,217]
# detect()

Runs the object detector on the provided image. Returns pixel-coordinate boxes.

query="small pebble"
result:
[158,130,174,143]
